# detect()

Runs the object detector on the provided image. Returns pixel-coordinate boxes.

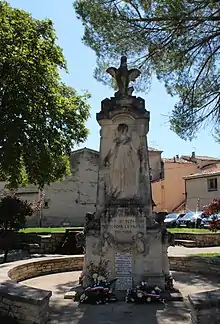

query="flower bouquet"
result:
[75,260,118,304]
[125,281,166,304]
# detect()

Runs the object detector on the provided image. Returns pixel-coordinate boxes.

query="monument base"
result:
[84,228,168,291]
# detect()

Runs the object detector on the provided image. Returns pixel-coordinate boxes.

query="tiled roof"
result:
[71,147,99,155]
[184,167,220,179]
[181,155,220,161]
[163,158,194,164]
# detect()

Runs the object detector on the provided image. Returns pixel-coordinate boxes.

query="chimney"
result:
[191,151,195,159]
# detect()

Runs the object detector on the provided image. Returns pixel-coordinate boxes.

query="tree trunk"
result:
[3,249,8,263]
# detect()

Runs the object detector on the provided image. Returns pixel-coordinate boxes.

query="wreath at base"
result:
[126,281,166,304]
[74,260,118,305]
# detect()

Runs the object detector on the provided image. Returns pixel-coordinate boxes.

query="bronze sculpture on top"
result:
[106,56,141,97]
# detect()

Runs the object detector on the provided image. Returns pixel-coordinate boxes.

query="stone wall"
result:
[170,256,220,324]
[0,281,51,324]
[0,256,84,323]
[188,290,220,324]
[173,232,220,247]
[27,231,84,254]
[169,256,220,275]
[8,256,84,282]
[0,254,220,323]
[29,232,65,254]
[26,231,220,255]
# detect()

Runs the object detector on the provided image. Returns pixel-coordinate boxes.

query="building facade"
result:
[185,165,220,211]
[152,156,197,213]
[152,153,220,213]
[1,147,163,227]
[1,149,219,225]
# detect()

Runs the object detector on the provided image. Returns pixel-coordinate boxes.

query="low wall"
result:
[8,256,84,282]
[0,256,84,323]
[188,289,220,324]
[0,282,51,324]
[169,256,220,275]
[170,255,220,324]
[27,231,83,254]
[0,254,220,323]
[25,231,220,254]
[29,232,65,254]
[173,232,220,247]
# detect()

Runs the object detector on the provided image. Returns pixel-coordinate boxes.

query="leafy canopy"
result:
[0,1,90,188]
[0,191,34,231]
[74,0,220,140]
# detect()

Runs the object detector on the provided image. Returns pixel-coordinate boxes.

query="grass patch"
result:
[19,227,83,233]
[168,228,219,234]
[191,253,220,258]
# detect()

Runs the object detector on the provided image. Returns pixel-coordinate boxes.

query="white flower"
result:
[92,273,98,279]
[98,275,105,282]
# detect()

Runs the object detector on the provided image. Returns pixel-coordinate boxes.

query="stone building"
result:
[10,146,163,227]
[184,164,220,211]
[152,153,220,213]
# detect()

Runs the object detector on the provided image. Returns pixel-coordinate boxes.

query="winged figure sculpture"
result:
[106,56,141,97]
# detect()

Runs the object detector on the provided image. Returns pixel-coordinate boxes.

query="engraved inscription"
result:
[115,252,132,290]
[102,216,146,237]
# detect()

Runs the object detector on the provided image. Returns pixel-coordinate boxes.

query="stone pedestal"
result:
[83,95,169,290]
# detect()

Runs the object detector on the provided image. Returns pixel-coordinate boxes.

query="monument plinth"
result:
[83,56,171,291]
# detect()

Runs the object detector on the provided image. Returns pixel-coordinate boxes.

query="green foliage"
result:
[74,0,220,140]
[0,192,33,231]
[0,191,35,262]
[0,1,90,188]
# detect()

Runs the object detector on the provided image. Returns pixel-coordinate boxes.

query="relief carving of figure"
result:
[104,123,138,199]
[101,231,113,253]
[133,232,146,254]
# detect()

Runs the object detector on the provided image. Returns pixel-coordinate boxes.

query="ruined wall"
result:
[27,149,99,227]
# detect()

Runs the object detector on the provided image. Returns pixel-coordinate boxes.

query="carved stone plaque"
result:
[115,252,132,290]
[103,215,146,242]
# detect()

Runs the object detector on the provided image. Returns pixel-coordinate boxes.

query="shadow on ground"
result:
[48,300,191,324]
[171,271,220,298]
[22,270,218,323]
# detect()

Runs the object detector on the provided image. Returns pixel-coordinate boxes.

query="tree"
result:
[203,198,220,215]
[0,191,35,262]
[74,0,220,140]
[0,1,90,188]
[203,198,220,231]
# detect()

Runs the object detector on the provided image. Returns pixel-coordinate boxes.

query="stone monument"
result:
[82,56,172,291]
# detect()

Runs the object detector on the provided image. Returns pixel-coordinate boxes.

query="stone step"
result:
[175,239,196,247]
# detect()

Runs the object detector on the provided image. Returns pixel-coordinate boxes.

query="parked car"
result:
[176,211,205,228]
[200,213,220,229]
[164,213,185,228]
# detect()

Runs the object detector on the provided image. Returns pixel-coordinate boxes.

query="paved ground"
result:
[22,270,220,324]
[168,245,220,256]
[1,246,220,323]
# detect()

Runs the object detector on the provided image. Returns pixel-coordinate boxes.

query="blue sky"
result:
[8,0,219,158]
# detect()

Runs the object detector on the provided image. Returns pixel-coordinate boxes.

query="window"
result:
[207,178,218,192]
[43,200,49,209]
